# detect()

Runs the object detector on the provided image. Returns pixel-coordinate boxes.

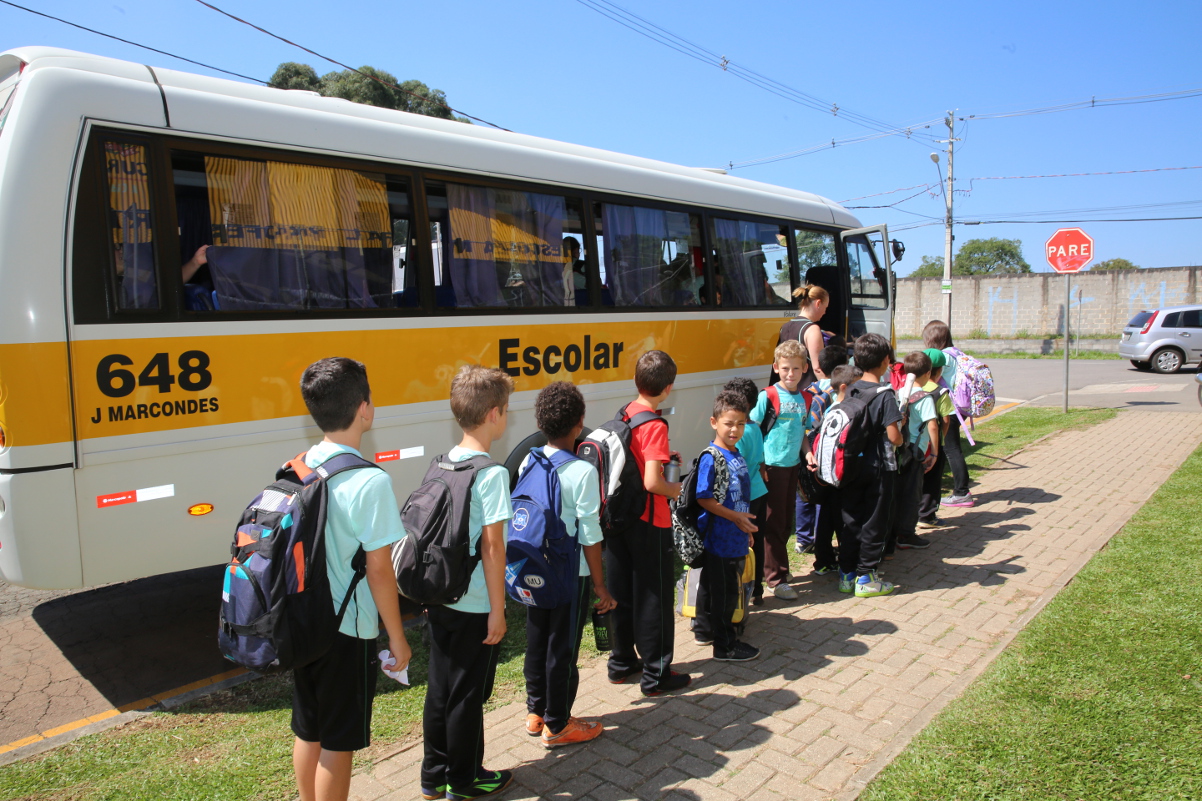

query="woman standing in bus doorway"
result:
[770,284,831,388]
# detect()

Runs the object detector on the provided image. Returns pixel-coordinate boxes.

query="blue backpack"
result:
[506,448,581,609]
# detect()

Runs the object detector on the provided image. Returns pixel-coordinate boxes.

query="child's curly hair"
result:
[534,381,586,440]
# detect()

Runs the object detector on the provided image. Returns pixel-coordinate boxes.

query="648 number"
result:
[97,351,213,398]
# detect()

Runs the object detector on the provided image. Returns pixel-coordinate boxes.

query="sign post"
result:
[1045,228,1094,412]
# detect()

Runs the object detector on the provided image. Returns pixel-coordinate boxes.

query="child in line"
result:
[795,337,847,557]
[812,364,860,576]
[420,365,514,801]
[606,350,691,697]
[892,352,940,551]
[838,334,903,598]
[804,342,850,573]
[691,390,760,661]
[917,348,955,529]
[292,358,412,801]
[751,340,811,601]
[521,382,617,748]
[724,377,769,606]
[922,321,974,508]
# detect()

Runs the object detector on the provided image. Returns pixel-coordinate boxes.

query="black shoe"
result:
[896,533,931,550]
[447,770,513,800]
[694,634,714,646]
[608,663,643,684]
[642,671,692,697]
[751,595,764,607]
[714,641,760,662]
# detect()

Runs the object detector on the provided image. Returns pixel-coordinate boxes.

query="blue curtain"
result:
[602,205,669,306]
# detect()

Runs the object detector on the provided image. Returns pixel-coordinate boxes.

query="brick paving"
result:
[347,411,1202,801]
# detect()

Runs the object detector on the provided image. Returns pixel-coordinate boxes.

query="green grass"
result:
[862,442,1202,800]
[0,601,607,801]
[966,349,1123,360]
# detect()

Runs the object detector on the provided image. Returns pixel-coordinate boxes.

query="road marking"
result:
[972,400,1021,424]
[0,667,247,756]
[1073,383,1188,394]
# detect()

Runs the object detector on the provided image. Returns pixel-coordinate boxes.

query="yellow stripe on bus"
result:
[59,317,782,445]
[0,341,73,448]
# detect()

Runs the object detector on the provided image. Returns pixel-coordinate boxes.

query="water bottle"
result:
[663,456,681,484]
[592,609,612,652]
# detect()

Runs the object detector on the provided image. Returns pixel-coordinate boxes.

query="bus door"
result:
[840,225,894,343]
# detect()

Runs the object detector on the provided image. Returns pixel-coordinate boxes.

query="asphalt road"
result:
[985,358,1201,411]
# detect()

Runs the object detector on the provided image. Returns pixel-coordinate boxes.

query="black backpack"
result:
[671,446,727,569]
[218,451,378,674]
[576,403,666,535]
[392,454,499,606]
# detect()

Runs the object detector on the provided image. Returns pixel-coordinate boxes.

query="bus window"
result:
[105,140,160,311]
[845,234,888,309]
[172,151,402,312]
[594,203,702,307]
[795,227,841,317]
[425,181,585,310]
[709,218,790,307]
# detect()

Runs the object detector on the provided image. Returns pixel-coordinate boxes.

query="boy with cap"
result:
[917,348,956,529]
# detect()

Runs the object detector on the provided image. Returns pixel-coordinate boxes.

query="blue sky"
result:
[4,0,1199,274]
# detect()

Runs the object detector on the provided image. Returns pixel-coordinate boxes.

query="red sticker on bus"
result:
[97,491,137,508]
[375,450,400,463]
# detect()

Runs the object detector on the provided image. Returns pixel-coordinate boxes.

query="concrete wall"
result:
[894,266,1201,338]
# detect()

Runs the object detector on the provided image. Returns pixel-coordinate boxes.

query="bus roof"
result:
[1,46,861,227]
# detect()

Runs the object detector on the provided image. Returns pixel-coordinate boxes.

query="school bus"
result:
[0,46,895,589]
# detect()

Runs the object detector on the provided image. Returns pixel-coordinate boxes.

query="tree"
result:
[910,238,1031,277]
[269,62,470,123]
[1091,257,1140,271]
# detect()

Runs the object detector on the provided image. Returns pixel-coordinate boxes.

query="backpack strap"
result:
[620,402,668,432]
[759,385,781,437]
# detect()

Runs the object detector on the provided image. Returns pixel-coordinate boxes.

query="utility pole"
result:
[939,112,957,324]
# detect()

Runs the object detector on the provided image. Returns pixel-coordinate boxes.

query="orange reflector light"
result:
[0,423,6,448]
[188,503,214,516]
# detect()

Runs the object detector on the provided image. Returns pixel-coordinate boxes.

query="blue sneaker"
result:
[421,785,447,801]
[838,571,856,593]
[855,570,896,597]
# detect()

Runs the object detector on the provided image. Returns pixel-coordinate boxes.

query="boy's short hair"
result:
[723,376,759,411]
[853,333,892,371]
[534,381,586,440]
[903,351,932,377]
[450,364,514,430]
[300,357,371,433]
[818,343,848,378]
[774,339,807,363]
[635,350,677,396]
[712,389,750,419]
[922,320,955,350]
[829,364,860,392]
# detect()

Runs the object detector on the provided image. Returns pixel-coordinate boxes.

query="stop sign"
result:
[1045,228,1094,273]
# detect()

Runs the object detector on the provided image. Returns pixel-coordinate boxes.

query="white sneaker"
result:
[772,583,799,600]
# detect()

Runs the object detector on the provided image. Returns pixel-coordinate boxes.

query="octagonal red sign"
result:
[1045,228,1094,273]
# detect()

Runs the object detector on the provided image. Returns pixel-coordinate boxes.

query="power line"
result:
[839,183,936,203]
[962,216,1202,225]
[845,186,937,209]
[192,0,509,130]
[967,87,1202,120]
[574,0,938,144]
[0,0,266,83]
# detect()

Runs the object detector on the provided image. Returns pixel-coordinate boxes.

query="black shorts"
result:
[291,632,377,752]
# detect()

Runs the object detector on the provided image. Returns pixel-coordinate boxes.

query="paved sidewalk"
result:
[350,411,1202,801]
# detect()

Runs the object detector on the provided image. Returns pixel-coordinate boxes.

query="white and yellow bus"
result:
[0,47,896,590]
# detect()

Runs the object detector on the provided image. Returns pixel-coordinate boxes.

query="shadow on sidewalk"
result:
[28,565,231,709]
[510,687,803,800]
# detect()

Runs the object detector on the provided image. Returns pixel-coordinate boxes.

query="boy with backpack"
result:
[515,382,616,748]
[724,377,769,606]
[605,350,691,697]
[838,334,903,598]
[891,351,940,551]
[804,343,851,574]
[794,337,845,557]
[291,358,411,801]
[809,364,860,576]
[917,348,955,529]
[417,365,514,801]
[690,389,760,661]
[750,339,812,601]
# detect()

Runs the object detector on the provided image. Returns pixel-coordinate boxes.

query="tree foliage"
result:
[268,63,469,123]
[910,238,1031,277]
[1091,257,1140,271]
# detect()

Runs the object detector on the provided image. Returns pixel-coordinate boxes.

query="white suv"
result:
[1119,305,1202,373]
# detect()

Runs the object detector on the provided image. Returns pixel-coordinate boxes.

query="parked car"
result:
[1119,305,1202,374]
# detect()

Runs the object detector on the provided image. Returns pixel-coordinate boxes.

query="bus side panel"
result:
[0,470,82,588]
[0,341,73,458]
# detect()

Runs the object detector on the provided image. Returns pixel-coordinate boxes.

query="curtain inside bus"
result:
[105,142,159,310]
[202,157,393,311]
[600,205,700,307]
[710,218,789,307]
[445,184,568,308]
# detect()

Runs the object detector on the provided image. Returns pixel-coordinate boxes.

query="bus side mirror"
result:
[890,239,905,262]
